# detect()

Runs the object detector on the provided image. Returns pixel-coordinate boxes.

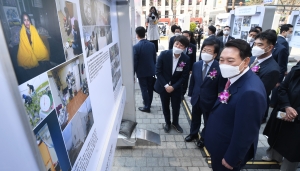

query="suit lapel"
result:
[202,60,217,84]
[169,51,174,76]
[199,60,204,81]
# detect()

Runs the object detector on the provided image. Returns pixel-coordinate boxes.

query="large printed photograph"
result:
[0,0,66,85]
[109,43,121,91]
[47,55,89,130]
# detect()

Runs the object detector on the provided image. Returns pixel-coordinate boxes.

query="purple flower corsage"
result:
[178,61,186,69]
[218,90,231,104]
[188,47,193,54]
[251,65,260,73]
[207,68,217,80]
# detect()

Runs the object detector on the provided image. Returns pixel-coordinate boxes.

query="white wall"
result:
[71,114,85,143]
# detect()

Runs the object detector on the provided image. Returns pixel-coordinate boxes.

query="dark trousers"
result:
[182,75,189,97]
[149,40,158,52]
[264,97,270,120]
[160,88,182,125]
[138,76,154,109]
[190,100,209,139]
[211,156,242,171]
[270,87,278,107]
[197,38,201,49]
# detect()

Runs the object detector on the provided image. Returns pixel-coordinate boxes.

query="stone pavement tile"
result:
[164,167,177,171]
[160,135,166,142]
[199,167,212,171]
[191,158,204,167]
[141,167,153,171]
[152,149,163,157]
[132,149,143,157]
[111,166,119,171]
[142,149,153,157]
[182,149,195,157]
[163,149,174,157]
[113,157,126,166]
[193,150,203,157]
[169,157,181,167]
[173,149,184,157]
[147,157,158,166]
[158,158,169,166]
[143,119,151,124]
[188,167,200,171]
[167,142,177,149]
[186,142,198,149]
[180,157,193,166]
[125,157,136,167]
[121,149,133,157]
[176,166,188,171]
[174,135,184,141]
[114,149,122,156]
[165,135,175,141]
[176,141,187,148]
[151,118,159,123]
[135,157,147,167]
[152,167,164,171]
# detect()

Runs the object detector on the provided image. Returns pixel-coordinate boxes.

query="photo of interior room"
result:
[109,43,121,91]
[0,0,66,85]
[94,1,111,26]
[62,97,94,166]
[56,0,83,60]
[83,26,99,57]
[47,55,89,130]
[36,124,61,171]
[19,73,54,129]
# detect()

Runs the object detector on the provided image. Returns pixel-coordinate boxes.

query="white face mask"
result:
[173,46,184,54]
[286,33,292,39]
[201,53,214,62]
[223,30,230,35]
[175,33,181,36]
[247,36,254,42]
[251,46,266,57]
[219,61,244,78]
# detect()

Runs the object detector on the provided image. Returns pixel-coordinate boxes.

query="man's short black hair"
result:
[265,29,277,35]
[280,24,294,33]
[182,30,190,35]
[255,26,262,32]
[249,28,259,34]
[135,26,146,38]
[174,35,189,48]
[201,39,219,55]
[208,26,216,34]
[255,31,277,46]
[171,25,177,33]
[175,26,182,32]
[224,39,252,60]
[224,26,231,29]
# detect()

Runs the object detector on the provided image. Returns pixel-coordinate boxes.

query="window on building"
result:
[196,0,200,5]
[181,0,184,5]
[158,0,161,6]
[205,0,207,5]
[180,10,184,14]
[189,0,192,5]
[165,11,169,18]
[165,0,169,6]
[142,0,146,6]
[196,10,199,17]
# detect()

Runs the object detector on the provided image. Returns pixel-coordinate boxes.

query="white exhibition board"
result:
[289,11,300,48]
[0,0,124,170]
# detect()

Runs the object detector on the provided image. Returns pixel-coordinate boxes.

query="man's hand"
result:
[190,71,192,75]
[222,158,233,170]
[275,83,280,88]
[165,86,174,93]
[284,107,298,121]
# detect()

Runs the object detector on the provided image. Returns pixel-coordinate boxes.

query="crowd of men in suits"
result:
[133,23,297,170]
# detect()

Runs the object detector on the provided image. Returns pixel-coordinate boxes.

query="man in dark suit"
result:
[277,24,293,52]
[255,26,262,33]
[155,35,190,133]
[218,26,235,51]
[200,26,223,61]
[184,40,226,148]
[133,26,156,113]
[205,39,267,170]
[246,28,259,48]
[249,31,280,123]
[181,30,197,97]
[168,26,182,50]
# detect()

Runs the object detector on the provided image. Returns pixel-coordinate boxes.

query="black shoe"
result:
[164,124,171,133]
[196,139,205,148]
[138,107,150,113]
[172,123,183,133]
[185,134,198,142]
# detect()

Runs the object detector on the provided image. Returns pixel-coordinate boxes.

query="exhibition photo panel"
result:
[0,0,66,85]
[109,43,121,92]
[47,54,89,130]
[56,0,83,60]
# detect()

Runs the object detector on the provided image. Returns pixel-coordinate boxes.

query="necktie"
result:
[224,79,231,90]
[202,63,208,80]
[224,36,227,44]
[250,59,259,68]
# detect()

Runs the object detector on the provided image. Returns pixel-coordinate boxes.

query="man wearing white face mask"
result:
[184,40,227,148]
[155,35,190,133]
[168,26,182,50]
[205,39,267,171]
[218,26,235,48]
[249,31,280,124]
[247,28,259,48]
[277,24,293,51]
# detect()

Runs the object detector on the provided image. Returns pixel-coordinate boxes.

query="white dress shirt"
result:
[255,54,272,65]
[229,67,250,86]
[202,59,214,76]
[223,35,228,43]
[164,53,181,87]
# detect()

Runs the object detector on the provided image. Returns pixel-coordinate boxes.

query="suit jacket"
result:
[277,36,289,54]
[218,35,235,48]
[185,43,196,72]
[133,39,156,78]
[188,60,227,113]
[249,57,280,96]
[205,70,267,167]
[200,35,223,61]
[154,50,190,94]
[169,36,176,50]
[272,43,289,83]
